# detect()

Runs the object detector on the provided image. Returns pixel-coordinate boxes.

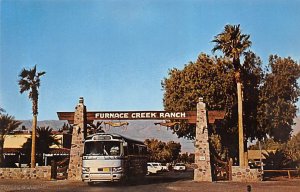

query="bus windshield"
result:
[84,141,121,156]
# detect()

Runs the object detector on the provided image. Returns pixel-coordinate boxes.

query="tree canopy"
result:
[212,24,251,72]
[284,132,300,167]
[162,25,300,160]
[18,65,46,115]
[249,132,300,168]
[144,139,181,163]
[162,53,237,139]
[258,55,300,142]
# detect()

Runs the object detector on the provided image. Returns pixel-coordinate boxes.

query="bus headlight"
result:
[112,167,123,173]
[82,167,90,172]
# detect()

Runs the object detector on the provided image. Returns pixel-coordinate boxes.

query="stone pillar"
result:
[194,97,212,182]
[67,97,86,180]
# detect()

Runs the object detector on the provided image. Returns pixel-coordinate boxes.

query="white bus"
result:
[81,133,148,184]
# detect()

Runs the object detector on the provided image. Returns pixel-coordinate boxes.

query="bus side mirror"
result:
[123,142,128,147]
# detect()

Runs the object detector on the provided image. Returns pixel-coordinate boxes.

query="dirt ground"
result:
[0,177,300,192]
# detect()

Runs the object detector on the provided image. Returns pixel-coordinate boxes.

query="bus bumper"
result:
[82,173,124,182]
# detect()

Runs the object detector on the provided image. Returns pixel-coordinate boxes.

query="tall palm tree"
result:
[0,114,21,167]
[212,24,252,167]
[18,65,45,168]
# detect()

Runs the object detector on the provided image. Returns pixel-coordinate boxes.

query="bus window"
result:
[123,146,128,156]
[110,146,120,156]
[140,146,147,155]
[134,145,139,155]
[137,145,147,155]
[127,143,134,155]
[84,141,121,156]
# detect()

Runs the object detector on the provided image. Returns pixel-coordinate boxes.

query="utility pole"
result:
[237,81,245,167]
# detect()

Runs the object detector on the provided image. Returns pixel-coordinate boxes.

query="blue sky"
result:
[1,0,300,120]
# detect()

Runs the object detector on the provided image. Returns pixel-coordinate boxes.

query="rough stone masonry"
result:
[67,97,86,180]
[194,98,212,182]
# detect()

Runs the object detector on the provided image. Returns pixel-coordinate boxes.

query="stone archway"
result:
[57,97,226,181]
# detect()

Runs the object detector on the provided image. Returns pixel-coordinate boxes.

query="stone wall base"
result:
[0,166,51,180]
[194,168,213,182]
[232,166,262,182]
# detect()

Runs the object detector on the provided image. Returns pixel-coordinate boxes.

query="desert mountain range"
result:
[17,117,300,153]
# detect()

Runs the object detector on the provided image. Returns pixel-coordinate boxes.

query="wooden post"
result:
[228,158,233,181]
[244,151,248,168]
[237,82,245,167]
[18,152,21,168]
[51,160,57,180]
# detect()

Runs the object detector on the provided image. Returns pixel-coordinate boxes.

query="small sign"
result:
[199,156,206,161]
[94,111,187,119]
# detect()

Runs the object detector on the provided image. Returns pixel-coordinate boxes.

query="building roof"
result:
[3,148,70,155]
[4,133,63,149]
[248,150,276,160]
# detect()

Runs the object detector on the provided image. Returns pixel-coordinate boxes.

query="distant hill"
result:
[17,116,300,153]
[17,120,195,153]
[18,120,68,131]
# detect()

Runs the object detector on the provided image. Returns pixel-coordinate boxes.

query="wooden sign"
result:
[57,110,225,124]
[57,111,197,124]
[207,110,226,123]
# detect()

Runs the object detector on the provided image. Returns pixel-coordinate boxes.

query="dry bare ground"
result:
[0,178,300,192]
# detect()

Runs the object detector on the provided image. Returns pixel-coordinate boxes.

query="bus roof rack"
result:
[85,133,145,145]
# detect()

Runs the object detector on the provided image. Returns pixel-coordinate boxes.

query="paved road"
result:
[1,170,300,192]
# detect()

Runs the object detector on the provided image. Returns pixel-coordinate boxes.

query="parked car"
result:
[147,162,163,175]
[173,163,186,171]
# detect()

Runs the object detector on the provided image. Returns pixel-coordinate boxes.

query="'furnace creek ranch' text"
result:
[94,112,187,119]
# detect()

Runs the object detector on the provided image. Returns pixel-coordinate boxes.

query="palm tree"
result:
[18,65,46,168]
[60,123,73,134]
[212,24,252,167]
[22,126,60,165]
[87,121,104,137]
[0,114,22,167]
[36,127,61,154]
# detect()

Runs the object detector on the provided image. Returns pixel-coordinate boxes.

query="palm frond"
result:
[19,81,31,94]
[37,71,46,77]
[19,68,29,78]
[0,114,21,135]
[31,65,37,75]
[0,107,5,114]
[28,68,36,80]
[212,24,252,69]
[35,78,41,88]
